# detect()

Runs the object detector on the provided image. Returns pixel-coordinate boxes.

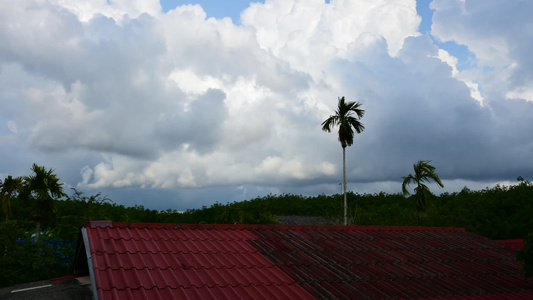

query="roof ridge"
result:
[87,221,467,232]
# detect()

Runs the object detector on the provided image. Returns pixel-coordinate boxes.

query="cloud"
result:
[52,0,162,22]
[154,88,228,153]
[1,0,532,210]
[431,0,533,101]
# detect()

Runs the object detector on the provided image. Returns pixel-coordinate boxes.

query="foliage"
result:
[402,160,444,219]
[517,232,533,278]
[1,175,23,221]
[321,96,365,148]
[23,164,66,241]
[0,220,74,287]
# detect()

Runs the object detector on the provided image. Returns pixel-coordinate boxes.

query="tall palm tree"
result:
[23,164,64,241]
[1,175,24,221]
[322,96,365,225]
[402,160,444,220]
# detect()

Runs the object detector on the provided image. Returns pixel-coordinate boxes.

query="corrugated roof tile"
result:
[78,222,533,299]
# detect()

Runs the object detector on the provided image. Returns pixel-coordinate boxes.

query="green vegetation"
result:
[402,160,444,220]
[1,165,532,287]
[518,232,533,278]
[1,175,22,221]
[322,96,365,225]
[23,164,66,242]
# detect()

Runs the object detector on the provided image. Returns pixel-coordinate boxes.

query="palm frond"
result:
[402,174,415,196]
[323,96,365,148]
[402,160,444,216]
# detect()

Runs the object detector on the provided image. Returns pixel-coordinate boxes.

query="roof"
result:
[498,239,526,250]
[75,221,533,300]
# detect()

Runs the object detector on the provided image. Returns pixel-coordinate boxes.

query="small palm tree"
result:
[23,164,65,241]
[402,160,444,220]
[322,96,365,225]
[1,175,24,221]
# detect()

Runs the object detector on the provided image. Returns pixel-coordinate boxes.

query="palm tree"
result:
[23,164,64,241]
[402,160,444,220]
[322,96,365,225]
[1,175,24,221]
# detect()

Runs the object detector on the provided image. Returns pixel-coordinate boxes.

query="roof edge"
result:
[81,227,99,300]
[85,220,113,228]
[83,222,466,232]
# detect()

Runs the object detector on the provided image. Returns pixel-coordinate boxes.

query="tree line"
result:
[2,164,532,287]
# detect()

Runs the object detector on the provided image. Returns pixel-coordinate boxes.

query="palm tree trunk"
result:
[343,146,347,226]
[6,198,12,222]
[2,195,8,221]
[35,221,41,242]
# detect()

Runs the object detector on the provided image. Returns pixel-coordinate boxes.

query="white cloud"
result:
[169,69,223,96]
[434,49,484,103]
[7,121,18,135]
[435,49,458,76]
[242,0,420,80]
[431,0,533,102]
[431,0,510,68]
[506,88,533,102]
[53,0,162,22]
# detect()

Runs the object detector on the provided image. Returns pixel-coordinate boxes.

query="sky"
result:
[1,0,532,211]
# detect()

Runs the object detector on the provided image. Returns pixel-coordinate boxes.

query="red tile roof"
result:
[76,222,533,300]
[498,239,526,250]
